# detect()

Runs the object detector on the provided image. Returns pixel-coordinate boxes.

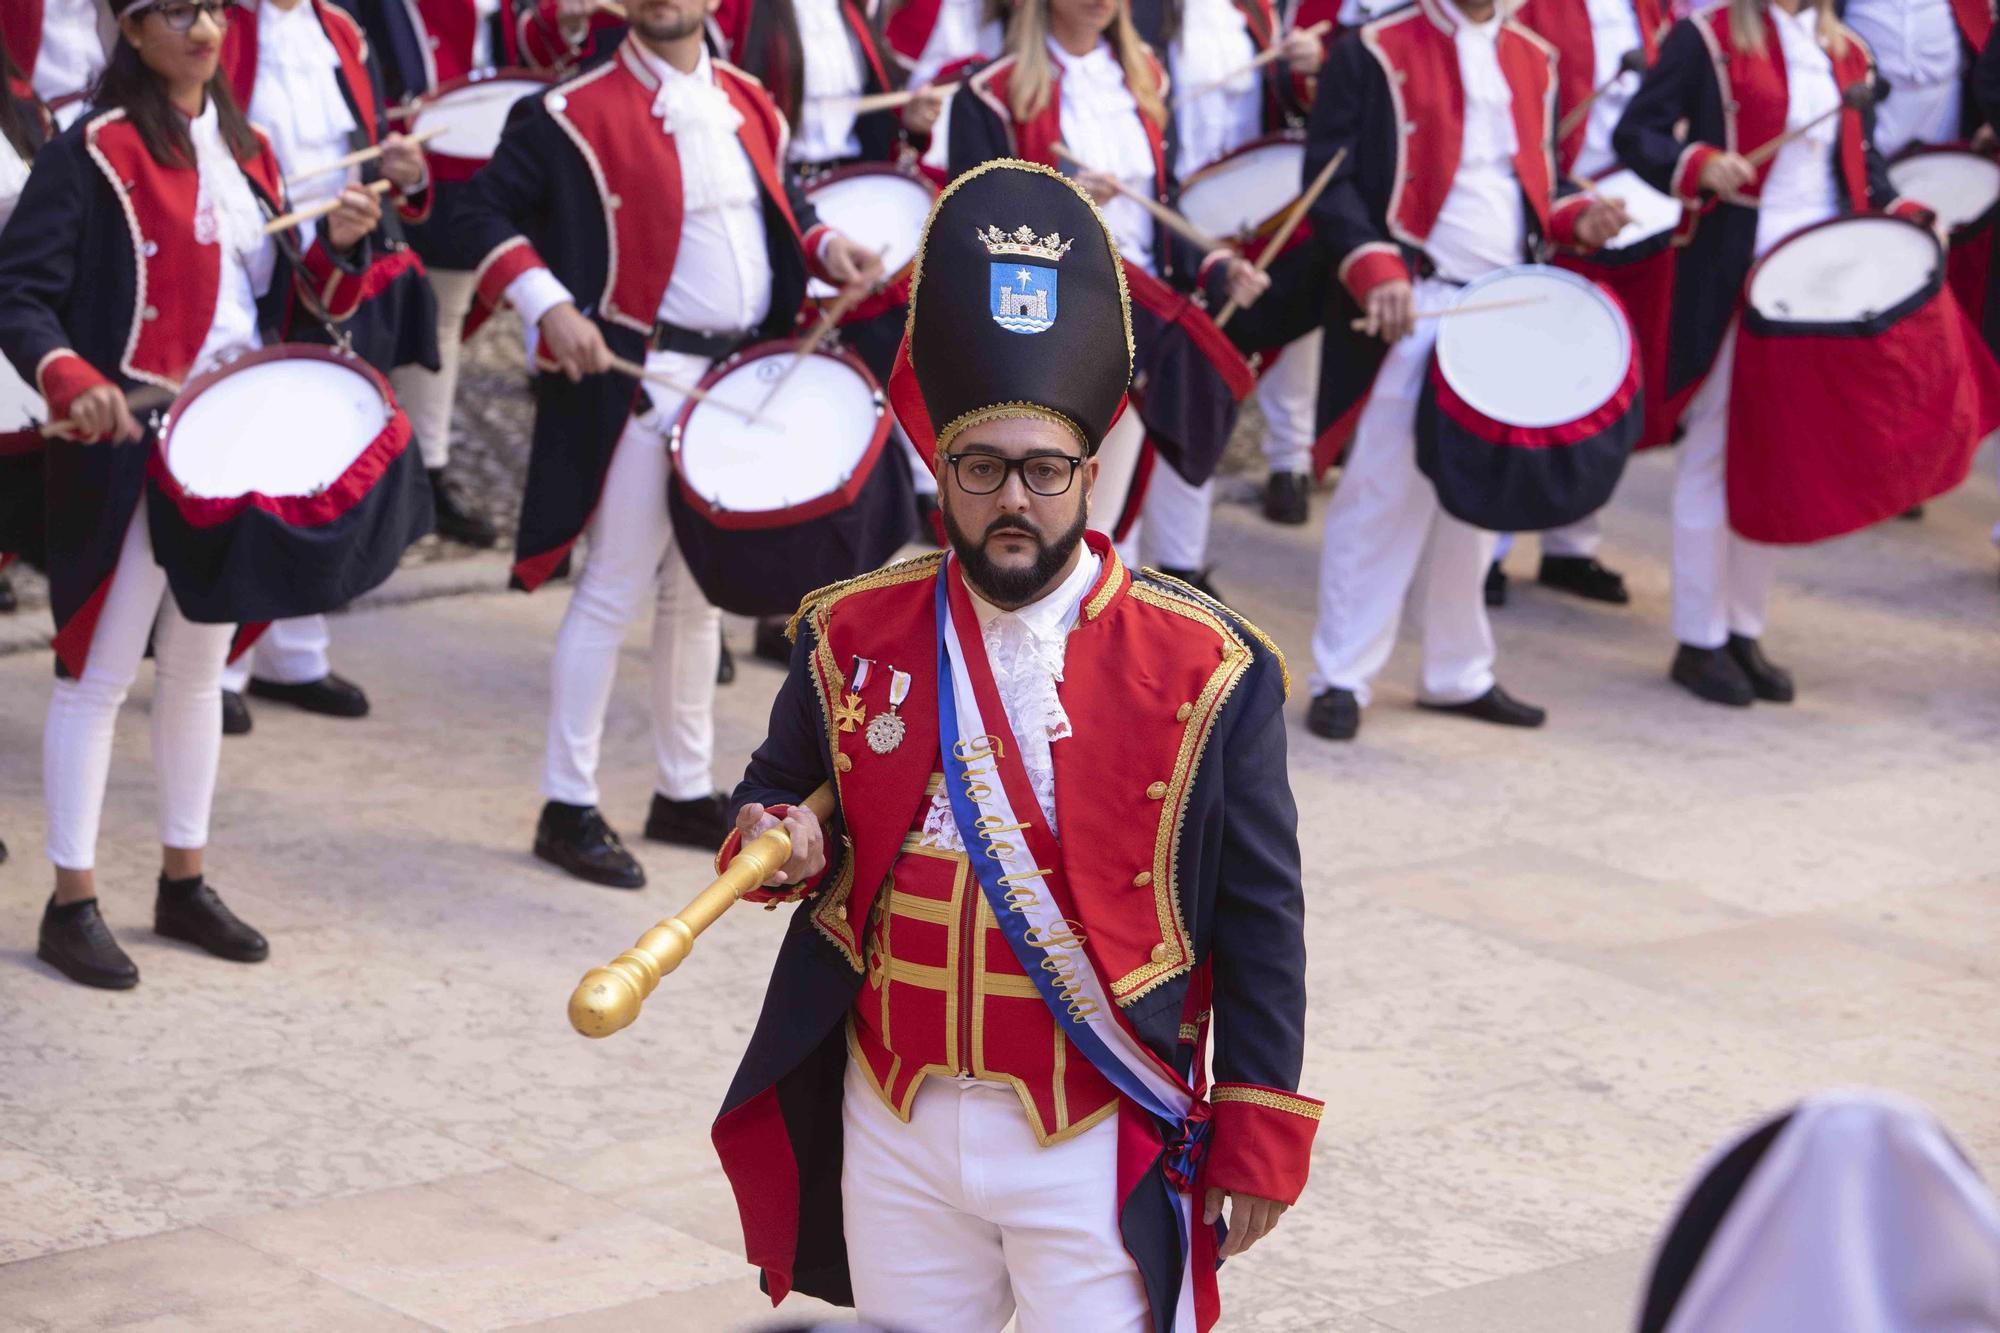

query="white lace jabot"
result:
[921,550,1102,853]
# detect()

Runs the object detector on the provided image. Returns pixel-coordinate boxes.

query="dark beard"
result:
[943,502,1090,607]
[635,10,704,42]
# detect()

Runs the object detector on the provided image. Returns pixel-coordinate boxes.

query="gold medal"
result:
[837,657,874,734]
[866,669,911,755]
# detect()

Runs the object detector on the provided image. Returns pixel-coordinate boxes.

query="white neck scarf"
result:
[190,101,268,265]
[643,48,759,213]
[252,2,360,204]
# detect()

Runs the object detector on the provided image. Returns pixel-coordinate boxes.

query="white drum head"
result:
[1748,217,1939,324]
[803,172,934,300]
[1888,152,2000,233]
[1180,141,1305,242]
[677,353,880,514]
[165,357,391,499]
[0,354,44,430]
[414,78,546,160]
[1434,266,1632,429]
[1593,169,1682,250]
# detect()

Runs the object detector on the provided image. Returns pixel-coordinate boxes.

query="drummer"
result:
[881,0,1009,179]
[1613,0,1934,707]
[1301,0,1629,743]
[0,0,383,988]
[0,0,113,129]
[215,0,438,734]
[0,36,51,620]
[454,0,883,889]
[948,0,1272,546]
[1846,0,1990,160]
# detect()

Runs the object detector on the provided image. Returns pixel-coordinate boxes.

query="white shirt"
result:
[0,144,30,233]
[1049,38,1160,274]
[471,0,503,72]
[921,548,1103,852]
[791,0,866,164]
[1170,0,1264,179]
[249,0,361,223]
[1425,5,1527,283]
[506,46,773,338]
[1844,0,1962,92]
[188,100,277,378]
[1757,4,1841,258]
[31,0,108,105]
[908,0,1000,88]
[1572,0,1645,179]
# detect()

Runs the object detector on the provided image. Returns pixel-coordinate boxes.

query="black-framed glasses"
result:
[944,450,1084,497]
[133,0,237,31]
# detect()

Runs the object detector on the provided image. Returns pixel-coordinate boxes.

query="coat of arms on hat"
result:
[979,225,1071,336]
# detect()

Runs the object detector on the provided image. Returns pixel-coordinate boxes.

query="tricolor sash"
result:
[933,558,1207,1330]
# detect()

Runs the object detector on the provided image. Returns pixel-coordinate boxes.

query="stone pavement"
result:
[2,449,1998,1332]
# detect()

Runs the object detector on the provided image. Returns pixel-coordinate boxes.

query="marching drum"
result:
[667,342,914,618]
[1559,170,1685,448]
[1125,262,1255,487]
[1583,169,1683,263]
[1178,133,1306,245]
[1886,149,2000,236]
[1416,264,1642,532]
[802,163,938,313]
[409,68,559,181]
[146,346,433,623]
[1728,214,1999,544]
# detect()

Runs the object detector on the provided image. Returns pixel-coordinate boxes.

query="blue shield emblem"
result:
[990,262,1058,335]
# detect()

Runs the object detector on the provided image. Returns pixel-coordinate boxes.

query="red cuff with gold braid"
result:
[1673,143,1719,204]
[37,350,112,422]
[1201,1083,1323,1206]
[713,803,825,905]
[1337,244,1409,304]
[1548,193,1593,250]
[802,224,835,284]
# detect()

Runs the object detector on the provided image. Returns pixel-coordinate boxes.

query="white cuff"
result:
[505,267,575,334]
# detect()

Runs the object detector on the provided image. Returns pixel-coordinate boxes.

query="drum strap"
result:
[649,321,752,361]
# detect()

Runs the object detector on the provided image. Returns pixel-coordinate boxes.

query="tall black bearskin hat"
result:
[888,158,1134,460]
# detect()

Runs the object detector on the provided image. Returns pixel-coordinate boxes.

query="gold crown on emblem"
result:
[976,223,1074,263]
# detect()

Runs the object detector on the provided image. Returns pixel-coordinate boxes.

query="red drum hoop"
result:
[410,68,561,183]
[1178,132,1308,247]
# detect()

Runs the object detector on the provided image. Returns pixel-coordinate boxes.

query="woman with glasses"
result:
[0,0,382,989]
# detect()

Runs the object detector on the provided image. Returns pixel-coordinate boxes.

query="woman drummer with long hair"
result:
[0,0,381,990]
[1613,0,1930,708]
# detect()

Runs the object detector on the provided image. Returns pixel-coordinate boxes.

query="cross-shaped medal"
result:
[834,692,866,733]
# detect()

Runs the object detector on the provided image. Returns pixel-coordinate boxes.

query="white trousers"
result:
[1309,279,1497,706]
[1087,407,1148,539]
[1493,511,1604,562]
[388,266,479,470]
[540,349,719,807]
[1139,466,1214,570]
[43,508,233,870]
[1258,330,1322,476]
[219,614,331,692]
[1672,327,1778,648]
[841,1061,1150,1333]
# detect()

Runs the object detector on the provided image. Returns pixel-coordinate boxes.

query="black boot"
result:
[1536,555,1630,605]
[1670,644,1755,707]
[1727,634,1795,703]
[1262,471,1310,526]
[429,468,499,549]
[247,673,370,718]
[154,875,268,962]
[39,896,139,990]
[0,572,16,613]
[221,690,254,736]
[1484,562,1509,607]
[534,801,645,889]
[1157,566,1222,600]
[753,617,792,666]
[716,640,736,686]
[1419,684,1547,728]
[644,792,730,850]
[1306,688,1360,741]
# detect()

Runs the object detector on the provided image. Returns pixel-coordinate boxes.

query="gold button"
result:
[837,904,848,921]
[1133,871,1152,888]
[1146,781,1167,800]
[835,753,853,773]
[1149,943,1170,964]
[1175,703,1193,722]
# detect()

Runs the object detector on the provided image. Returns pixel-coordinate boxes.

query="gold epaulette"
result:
[782,552,946,643]
[1137,567,1291,700]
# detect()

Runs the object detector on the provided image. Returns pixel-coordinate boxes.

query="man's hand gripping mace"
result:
[567,783,837,1038]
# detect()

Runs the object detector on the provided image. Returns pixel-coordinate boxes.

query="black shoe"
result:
[1670,644,1755,707]
[1419,684,1548,728]
[430,468,499,549]
[222,690,253,736]
[1306,688,1360,741]
[534,801,646,889]
[914,492,944,548]
[717,640,736,686]
[0,573,15,614]
[644,792,729,850]
[1537,555,1630,605]
[1899,504,1926,521]
[1726,634,1795,703]
[752,617,791,666]
[1262,471,1310,526]
[247,673,370,719]
[39,896,139,989]
[154,876,268,963]
[1485,562,1509,608]
[1157,566,1222,600]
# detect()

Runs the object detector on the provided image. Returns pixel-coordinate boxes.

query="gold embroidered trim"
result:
[1083,546,1125,621]
[784,551,944,642]
[1177,1022,1200,1041]
[1143,567,1289,697]
[1211,1086,1324,1121]
[804,601,860,967]
[933,401,1088,458]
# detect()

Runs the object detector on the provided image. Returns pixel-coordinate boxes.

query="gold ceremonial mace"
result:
[567,782,838,1038]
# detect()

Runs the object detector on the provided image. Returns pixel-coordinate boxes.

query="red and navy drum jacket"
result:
[451,38,836,592]
[0,110,372,675]
[1512,0,1668,175]
[1612,9,1924,403]
[708,538,1320,1332]
[223,0,441,382]
[1129,0,1313,135]
[0,85,53,575]
[711,0,919,164]
[1304,0,1596,452]
[0,0,109,104]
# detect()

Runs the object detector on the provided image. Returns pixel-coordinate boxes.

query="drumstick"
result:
[1174,21,1331,106]
[1214,147,1345,329]
[39,384,177,441]
[752,265,881,417]
[1346,295,1548,332]
[1555,48,1650,141]
[1742,81,1877,170]
[261,178,395,236]
[282,127,446,190]
[596,0,627,17]
[1051,143,1229,254]
[604,356,757,423]
[823,81,962,116]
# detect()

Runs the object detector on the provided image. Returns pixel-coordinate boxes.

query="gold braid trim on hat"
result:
[934,402,1090,457]
[902,158,1136,458]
